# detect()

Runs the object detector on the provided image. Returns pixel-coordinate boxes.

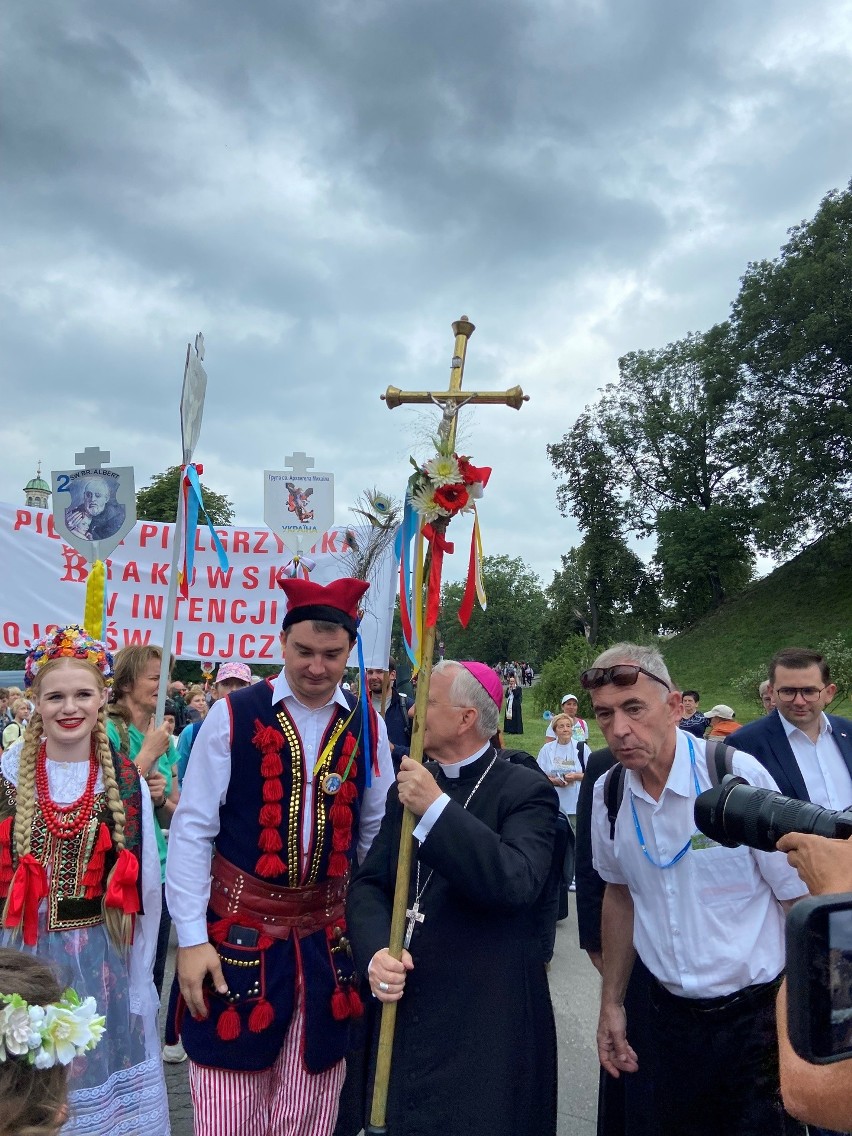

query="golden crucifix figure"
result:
[367,316,529,1135]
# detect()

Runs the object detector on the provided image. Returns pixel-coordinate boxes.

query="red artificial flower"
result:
[455,456,492,489]
[433,483,470,514]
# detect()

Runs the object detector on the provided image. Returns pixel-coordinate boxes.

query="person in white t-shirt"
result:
[544,693,589,742]
[537,714,584,824]
[538,713,584,893]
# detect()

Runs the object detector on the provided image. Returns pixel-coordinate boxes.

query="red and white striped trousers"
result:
[188,997,345,1136]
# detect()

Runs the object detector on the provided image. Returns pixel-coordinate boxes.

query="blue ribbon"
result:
[398,496,419,668]
[184,464,229,586]
[355,628,374,788]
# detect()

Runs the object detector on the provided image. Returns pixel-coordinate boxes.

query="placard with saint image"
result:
[264,468,334,555]
[52,465,137,558]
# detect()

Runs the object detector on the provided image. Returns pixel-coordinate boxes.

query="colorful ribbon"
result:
[104,849,140,915]
[280,553,316,580]
[178,463,229,599]
[421,523,454,628]
[4,854,49,946]
[397,498,421,670]
[84,559,107,640]
[356,629,380,785]
[458,506,487,628]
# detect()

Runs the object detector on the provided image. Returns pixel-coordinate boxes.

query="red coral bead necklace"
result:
[35,738,99,840]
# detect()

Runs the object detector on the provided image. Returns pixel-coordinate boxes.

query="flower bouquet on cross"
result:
[401,439,491,647]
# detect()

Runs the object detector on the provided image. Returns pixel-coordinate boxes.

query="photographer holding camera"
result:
[693,773,852,1133]
[777,832,852,1134]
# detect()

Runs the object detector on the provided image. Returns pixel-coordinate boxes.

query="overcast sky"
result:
[2,0,850,591]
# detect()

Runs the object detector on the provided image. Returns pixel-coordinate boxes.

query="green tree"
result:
[732,182,852,551]
[531,638,598,722]
[554,327,755,628]
[547,414,660,646]
[437,555,547,665]
[136,466,235,525]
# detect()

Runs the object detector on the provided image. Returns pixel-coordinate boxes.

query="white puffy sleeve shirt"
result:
[166,673,394,948]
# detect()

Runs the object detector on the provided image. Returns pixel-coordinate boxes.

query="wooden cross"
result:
[380,315,528,451]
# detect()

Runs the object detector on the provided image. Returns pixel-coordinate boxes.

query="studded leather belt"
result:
[208,852,348,940]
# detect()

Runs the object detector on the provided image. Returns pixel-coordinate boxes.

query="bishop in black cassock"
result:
[347,660,559,1136]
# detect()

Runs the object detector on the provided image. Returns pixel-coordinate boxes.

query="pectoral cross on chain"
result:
[403,901,425,949]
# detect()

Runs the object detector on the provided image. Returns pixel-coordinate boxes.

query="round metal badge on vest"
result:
[322,772,343,795]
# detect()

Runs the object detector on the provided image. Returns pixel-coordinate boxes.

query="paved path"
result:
[161,897,600,1135]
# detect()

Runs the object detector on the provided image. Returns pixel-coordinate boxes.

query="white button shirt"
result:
[166,672,395,947]
[592,732,807,998]
[779,712,852,810]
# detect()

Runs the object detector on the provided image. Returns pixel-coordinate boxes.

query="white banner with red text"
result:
[0,504,397,668]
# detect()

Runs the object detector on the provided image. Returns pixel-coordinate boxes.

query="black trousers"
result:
[650,979,805,1136]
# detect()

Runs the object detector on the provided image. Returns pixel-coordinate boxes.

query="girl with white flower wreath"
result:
[0,627,169,1135]
[0,947,106,1136]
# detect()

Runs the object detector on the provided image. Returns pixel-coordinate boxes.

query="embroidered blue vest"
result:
[172,679,375,1073]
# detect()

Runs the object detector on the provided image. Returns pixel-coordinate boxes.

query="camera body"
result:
[695,777,852,1063]
[787,895,852,1064]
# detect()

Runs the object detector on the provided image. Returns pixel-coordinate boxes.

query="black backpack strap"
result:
[704,739,736,787]
[576,740,586,772]
[603,763,626,840]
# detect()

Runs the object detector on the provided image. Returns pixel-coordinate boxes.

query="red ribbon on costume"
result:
[104,848,140,914]
[422,524,454,628]
[4,854,49,946]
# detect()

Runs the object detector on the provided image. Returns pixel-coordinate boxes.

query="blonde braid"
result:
[1,716,42,934]
[97,710,133,950]
[13,716,42,861]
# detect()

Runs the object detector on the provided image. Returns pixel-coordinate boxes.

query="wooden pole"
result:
[366,318,473,1134]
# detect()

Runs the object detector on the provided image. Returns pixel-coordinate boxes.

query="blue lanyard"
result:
[628,736,701,870]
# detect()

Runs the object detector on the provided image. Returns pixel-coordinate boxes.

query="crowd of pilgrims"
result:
[0,624,850,1136]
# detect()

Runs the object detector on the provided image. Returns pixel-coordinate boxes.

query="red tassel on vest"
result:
[248,998,275,1033]
[217,1004,241,1041]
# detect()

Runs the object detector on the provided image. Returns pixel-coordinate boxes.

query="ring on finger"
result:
[378,981,390,992]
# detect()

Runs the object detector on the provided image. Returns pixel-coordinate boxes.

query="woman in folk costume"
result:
[0,626,169,1135]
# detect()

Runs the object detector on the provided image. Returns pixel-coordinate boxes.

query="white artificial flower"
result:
[409,482,445,522]
[43,1004,91,1065]
[0,1003,38,1057]
[424,455,463,487]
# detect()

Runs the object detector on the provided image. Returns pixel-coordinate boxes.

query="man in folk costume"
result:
[347,660,560,1136]
[165,577,395,1136]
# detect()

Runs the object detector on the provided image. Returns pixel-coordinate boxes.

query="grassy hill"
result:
[660,525,852,722]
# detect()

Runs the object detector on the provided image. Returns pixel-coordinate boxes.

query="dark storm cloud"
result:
[2,0,851,587]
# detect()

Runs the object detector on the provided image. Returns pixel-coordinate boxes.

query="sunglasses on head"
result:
[580,664,671,692]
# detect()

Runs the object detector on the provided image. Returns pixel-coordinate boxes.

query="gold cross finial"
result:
[380,315,528,450]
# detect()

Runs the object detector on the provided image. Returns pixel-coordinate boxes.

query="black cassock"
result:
[347,748,559,1136]
[503,685,524,734]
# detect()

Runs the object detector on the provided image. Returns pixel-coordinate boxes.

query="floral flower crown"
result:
[25,626,114,689]
[0,988,106,1069]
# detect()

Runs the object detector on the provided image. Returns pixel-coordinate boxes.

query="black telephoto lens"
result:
[695,777,852,853]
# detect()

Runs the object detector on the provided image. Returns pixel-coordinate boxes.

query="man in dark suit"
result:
[729,647,852,808]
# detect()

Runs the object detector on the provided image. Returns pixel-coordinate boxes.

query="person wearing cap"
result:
[164,577,395,1136]
[545,693,589,742]
[347,659,559,1136]
[705,703,740,740]
[175,661,253,786]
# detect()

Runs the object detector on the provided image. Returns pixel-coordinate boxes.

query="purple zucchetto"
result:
[458,661,504,709]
